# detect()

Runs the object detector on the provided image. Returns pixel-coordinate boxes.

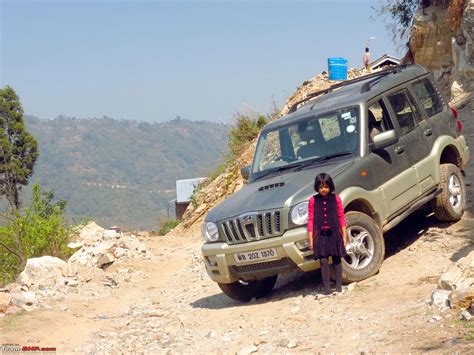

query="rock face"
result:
[410,0,474,98]
[451,0,474,89]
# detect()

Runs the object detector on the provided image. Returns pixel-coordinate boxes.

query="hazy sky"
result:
[1,0,400,123]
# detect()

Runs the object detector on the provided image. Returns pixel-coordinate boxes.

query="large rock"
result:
[18,256,67,289]
[11,290,36,307]
[435,251,474,310]
[440,253,474,289]
[78,221,106,245]
[0,292,12,308]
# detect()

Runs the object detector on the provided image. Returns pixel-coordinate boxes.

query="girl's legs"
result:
[320,258,331,294]
[333,256,343,292]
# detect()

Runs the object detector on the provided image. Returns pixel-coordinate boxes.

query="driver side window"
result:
[367,100,389,142]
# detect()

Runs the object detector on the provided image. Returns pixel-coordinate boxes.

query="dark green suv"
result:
[201,65,470,301]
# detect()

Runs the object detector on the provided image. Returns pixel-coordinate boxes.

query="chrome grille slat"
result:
[265,213,272,235]
[230,220,241,241]
[257,215,264,237]
[220,209,283,244]
[271,211,276,234]
[235,219,245,241]
[225,221,237,242]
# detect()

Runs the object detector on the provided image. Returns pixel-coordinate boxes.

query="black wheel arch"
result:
[344,199,381,227]
[440,144,463,169]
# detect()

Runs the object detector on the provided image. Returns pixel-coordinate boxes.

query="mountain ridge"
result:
[23,115,230,230]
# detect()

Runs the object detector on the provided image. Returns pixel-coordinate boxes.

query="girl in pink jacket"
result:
[308,173,348,295]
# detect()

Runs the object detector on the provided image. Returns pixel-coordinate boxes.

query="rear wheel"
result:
[218,275,278,302]
[431,164,466,221]
[342,211,385,283]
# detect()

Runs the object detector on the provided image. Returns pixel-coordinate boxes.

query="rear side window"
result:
[412,79,444,117]
[387,90,418,135]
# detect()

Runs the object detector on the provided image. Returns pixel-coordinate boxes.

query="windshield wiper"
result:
[253,161,305,181]
[294,152,353,171]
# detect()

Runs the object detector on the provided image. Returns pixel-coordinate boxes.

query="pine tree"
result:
[0,86,39,209]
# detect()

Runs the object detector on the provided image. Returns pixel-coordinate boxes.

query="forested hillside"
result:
[24,116,229,230]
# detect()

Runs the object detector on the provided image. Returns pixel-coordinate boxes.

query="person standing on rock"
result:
[308,173,348,296]
[363,47,371,71]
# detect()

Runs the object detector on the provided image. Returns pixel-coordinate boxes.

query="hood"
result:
[206,157,354,222]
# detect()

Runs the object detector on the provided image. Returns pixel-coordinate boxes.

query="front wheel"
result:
[431,164,466,221]
[218,275,278,302]
[342,211,385,283]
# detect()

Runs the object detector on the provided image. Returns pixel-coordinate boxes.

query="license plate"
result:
[233,248,278,264]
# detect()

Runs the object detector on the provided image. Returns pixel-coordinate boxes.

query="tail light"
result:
[450,107,462,132]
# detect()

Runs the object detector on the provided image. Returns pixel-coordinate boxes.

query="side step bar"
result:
[382,188,442,233]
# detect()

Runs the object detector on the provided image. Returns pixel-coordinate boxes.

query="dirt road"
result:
[1,104,473,353]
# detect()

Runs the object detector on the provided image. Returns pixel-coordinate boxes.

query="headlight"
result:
[290,201,308,225]
[201,222,219,242]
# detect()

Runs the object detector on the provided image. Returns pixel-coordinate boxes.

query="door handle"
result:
[395,146,405,155]
[424,128,433,136]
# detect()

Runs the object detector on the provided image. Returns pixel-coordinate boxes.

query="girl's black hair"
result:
[314,173,335,193]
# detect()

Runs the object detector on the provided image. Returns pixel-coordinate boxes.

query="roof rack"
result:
[288,64,410,114]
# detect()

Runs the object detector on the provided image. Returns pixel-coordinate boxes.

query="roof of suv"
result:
[265,64,429,131]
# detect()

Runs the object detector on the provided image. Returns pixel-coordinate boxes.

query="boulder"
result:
[11,291,36,307]
[97,253,116,269]
[0,292,12,308]
[67,241,84,249]
[79,221,105,245]
[435,251,474,310]
[430,289,451,310]
[103,229,119,239]
[18,256,67,289]
[439,252,474,290]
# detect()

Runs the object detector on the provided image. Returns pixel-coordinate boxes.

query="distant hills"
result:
[24,115,229,230]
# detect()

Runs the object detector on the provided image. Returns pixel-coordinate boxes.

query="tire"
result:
[431,164,466,221]
[342,211,385,283]
[218,275,278,302]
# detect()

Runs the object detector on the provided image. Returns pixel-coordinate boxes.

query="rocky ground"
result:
[1,104,473,353]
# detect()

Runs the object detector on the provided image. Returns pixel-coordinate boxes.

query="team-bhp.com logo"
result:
[1,344,56,352]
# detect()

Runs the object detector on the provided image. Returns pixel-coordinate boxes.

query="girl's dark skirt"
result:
[313,228,347,260]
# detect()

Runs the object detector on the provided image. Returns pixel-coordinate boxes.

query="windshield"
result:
[251,106,359,177]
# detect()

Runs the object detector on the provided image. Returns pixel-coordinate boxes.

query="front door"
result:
[366,97,416,216]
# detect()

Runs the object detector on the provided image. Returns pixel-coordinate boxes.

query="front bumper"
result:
[201,227,320,284]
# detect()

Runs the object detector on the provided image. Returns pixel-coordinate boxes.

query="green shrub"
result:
[158,219,180,235]
[228,114,267,156]
[0,183,72,286]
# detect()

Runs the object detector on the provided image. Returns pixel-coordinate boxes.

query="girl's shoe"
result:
[315,290,335,299]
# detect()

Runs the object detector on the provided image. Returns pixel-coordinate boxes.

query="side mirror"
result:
[240,165,251,180]
[371,130,398,150]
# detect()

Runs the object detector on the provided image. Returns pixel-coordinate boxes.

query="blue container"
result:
[328,57,348,80]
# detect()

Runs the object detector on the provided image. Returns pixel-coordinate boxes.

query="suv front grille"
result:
[220,210,283,244]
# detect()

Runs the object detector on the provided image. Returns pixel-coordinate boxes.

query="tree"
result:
[0,86,39,209]
[376,0,420,41]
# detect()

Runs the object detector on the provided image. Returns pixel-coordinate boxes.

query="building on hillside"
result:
[370,54,401,71]
[168,177,206,220]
